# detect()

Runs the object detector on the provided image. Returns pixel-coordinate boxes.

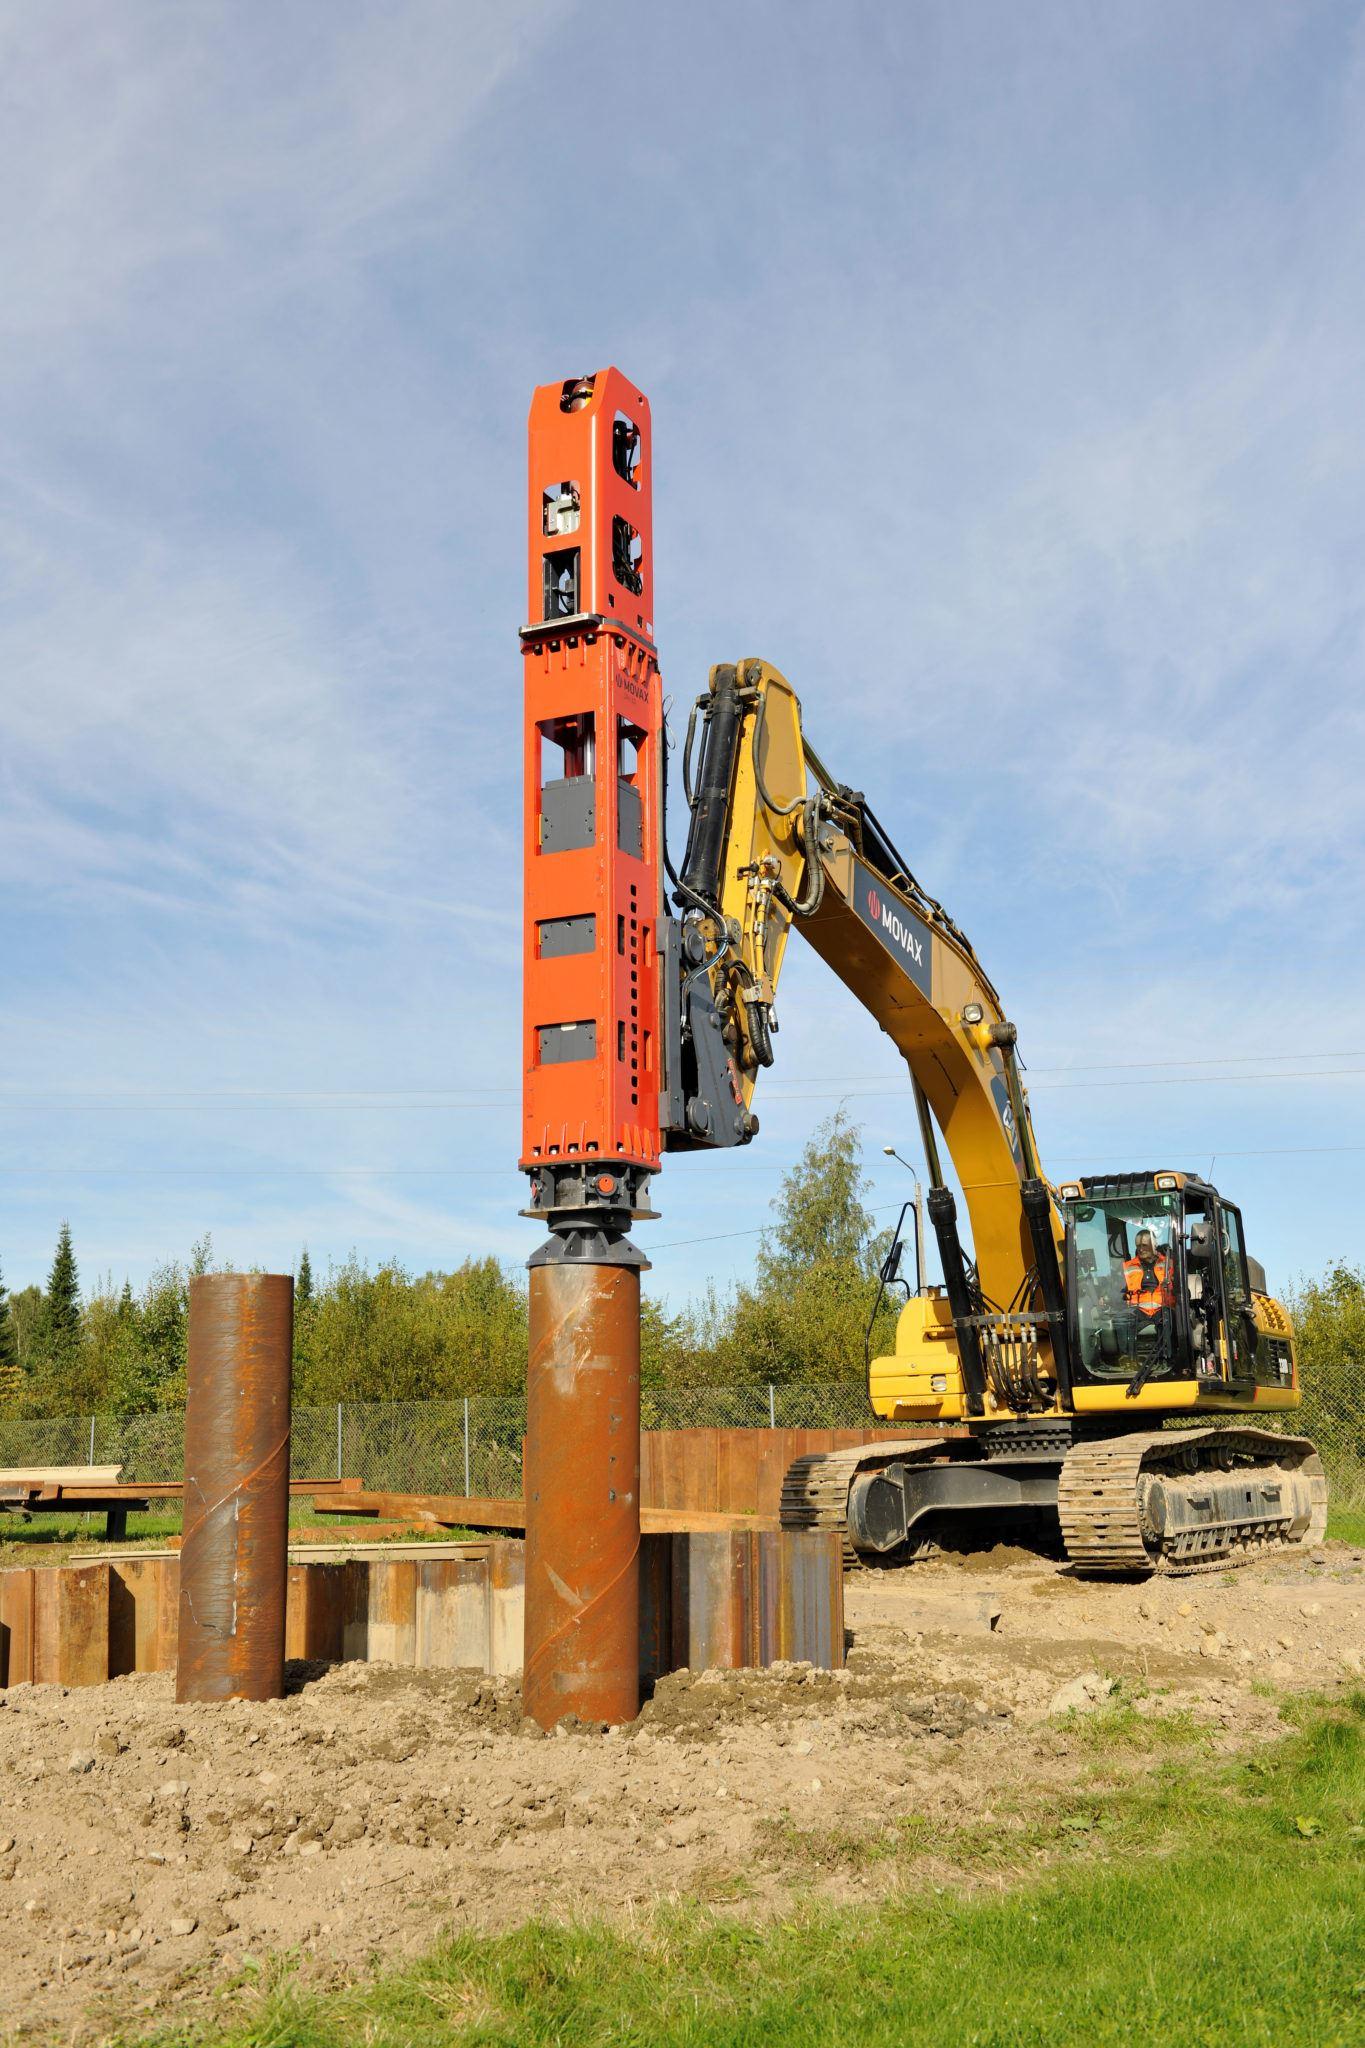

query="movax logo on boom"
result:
[854,862,932,997]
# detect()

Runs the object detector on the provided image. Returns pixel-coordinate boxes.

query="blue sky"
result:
[1,0,1362,1311]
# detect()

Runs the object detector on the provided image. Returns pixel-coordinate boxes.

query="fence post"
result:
[463,1397,471,1497]
[336,1402,343,1481]
[88,1415,96,1465]
[768,1383,776,1429]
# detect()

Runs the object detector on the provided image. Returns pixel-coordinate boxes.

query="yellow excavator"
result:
[663,659,1327,1575]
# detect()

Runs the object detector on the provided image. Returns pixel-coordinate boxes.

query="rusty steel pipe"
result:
[523,1258,641,1729]
[176,1273,293,1703]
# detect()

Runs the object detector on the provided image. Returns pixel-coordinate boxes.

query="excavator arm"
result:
[663,659,1074,1418]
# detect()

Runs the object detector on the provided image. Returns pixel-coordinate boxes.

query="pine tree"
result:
[41,1222,82,1365]
[291,1247,316,1386]
[0,1257,22,1409]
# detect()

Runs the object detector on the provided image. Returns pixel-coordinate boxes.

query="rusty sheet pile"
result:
[0,1528,841,1694]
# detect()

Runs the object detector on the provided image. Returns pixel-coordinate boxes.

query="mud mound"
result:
[636,1660,1009,1741]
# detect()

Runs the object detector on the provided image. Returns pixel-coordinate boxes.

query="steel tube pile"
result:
[176,1272,294,1704]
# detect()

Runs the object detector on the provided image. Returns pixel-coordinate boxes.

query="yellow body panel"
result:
[866,1286,1302,1421]
[1070,1382,1301,1413]
[868,1292,961,1420]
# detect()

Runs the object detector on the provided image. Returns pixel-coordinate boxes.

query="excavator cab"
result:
[1059,1172,1293,1397]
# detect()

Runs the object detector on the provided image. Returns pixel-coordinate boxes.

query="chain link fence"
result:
[0,1384,881,1498]
[1288,1373,1365,1507]
[1,1377,1360,1506]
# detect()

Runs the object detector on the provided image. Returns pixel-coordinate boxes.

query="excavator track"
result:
[780,1441,939,1566]
[781,1426,1327,1577]
[1057,1426,1327,1576]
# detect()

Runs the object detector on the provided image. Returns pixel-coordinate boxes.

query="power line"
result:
[0,1051,1355,1112]
[648,1201,906,1253]
[1,1064,1359,1114]
[785,1052,1358,1079]
[765,1069,1365,1103]
[1034,1068,1365,1089]
[4,1141,1365,1181]
[1204,1145,1365,1161]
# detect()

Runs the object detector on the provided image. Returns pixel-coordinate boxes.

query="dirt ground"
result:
[2,1537,1363,2045]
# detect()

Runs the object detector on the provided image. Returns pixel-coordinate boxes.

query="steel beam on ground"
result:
[308,1488,777,1536]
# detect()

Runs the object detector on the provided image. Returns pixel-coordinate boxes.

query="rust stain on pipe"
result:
[523,1260,641,1729]
[176,1273,293,1703]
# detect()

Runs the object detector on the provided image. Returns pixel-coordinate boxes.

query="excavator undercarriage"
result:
[781,1422,1328,1577]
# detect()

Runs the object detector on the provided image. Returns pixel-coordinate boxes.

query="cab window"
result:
[1182,1194,1220,1375]
[1068,1192,1180,1383]
[1219,1205,1249,1307]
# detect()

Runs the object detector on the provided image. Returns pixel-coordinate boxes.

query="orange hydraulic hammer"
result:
[520,369,663,1728]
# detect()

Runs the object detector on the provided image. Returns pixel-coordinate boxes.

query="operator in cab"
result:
[1123,1228,1174,1317]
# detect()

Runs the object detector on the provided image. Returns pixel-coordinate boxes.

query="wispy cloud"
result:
[0,0,564,936]
[0,0,1359,1298]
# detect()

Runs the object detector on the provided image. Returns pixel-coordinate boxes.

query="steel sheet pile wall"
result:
[0,1561,110,1688]
[639,1427,942,1519]
[640,1529,843,1679]
[0,1530,841,1691]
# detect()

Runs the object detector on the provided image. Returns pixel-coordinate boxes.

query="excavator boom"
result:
[667,659,1070,1417]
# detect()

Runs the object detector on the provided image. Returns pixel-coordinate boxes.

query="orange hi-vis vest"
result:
[1123,1253,1174,1317]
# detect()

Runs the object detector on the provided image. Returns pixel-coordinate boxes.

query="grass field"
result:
[132,1692,1365,2048]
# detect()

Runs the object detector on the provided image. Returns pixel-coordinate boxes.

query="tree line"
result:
[0,1114,1360,1439]
[0,1115,899,1417]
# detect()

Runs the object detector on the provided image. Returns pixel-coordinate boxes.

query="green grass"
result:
[0,1502,481,1562]
[0,1509,183,1559]
[1062,1697,1213,1762]
[1327,1505,1365,1546]
[132,1695,1365,2048]
[755,1698,1221,1877]
[0,1507,485,1564]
